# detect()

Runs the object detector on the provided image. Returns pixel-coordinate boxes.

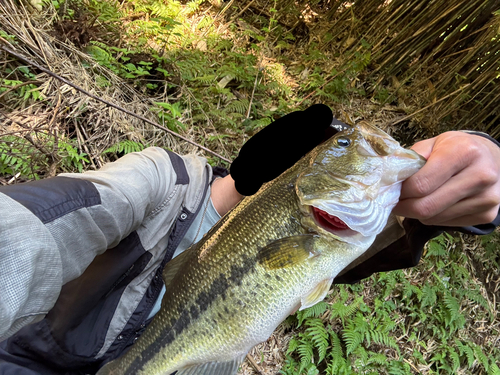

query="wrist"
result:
[210,175,243,216]
[460,130,500,149]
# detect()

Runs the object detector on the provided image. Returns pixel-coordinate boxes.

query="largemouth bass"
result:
[97,122,425,375]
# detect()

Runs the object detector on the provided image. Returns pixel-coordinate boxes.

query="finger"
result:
[419,195,500,226]
[409,137,436,159]
[424,205,500,227]
[394,165,489,219]
[399,139,473,200]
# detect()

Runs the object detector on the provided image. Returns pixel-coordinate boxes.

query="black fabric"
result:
[0,346,52,375]
[230,104,335,196]
[334,219,444,284]
[334,207,500,285]
[165,150,190,185]
[211,166,229,183]
[0,176,100,224]
[452,218,500,236]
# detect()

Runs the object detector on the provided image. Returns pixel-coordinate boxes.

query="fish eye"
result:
[337,137,351,147]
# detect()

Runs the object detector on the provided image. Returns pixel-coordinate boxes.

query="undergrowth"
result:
[2,0,375,179]
[0,135,89,179]
[281,233,500,375]
[60,0,374,158]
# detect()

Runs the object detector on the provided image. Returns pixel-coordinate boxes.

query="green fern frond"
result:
[368,352,388,366]
[343,324,363,355]
[330,296,363,324]
[225,99,249,115]
[456,340,476,368]
[489,362,500,375]
[329,330,343,359]
[473,344,490,372]
[402,282,423,301]
[297,301,328,327]
[325,332,350,375]
[286,337,299,355]
[368,330,399,351]
[448,348,461,373]
[463,288,492,316]
[386,360,411,375]
[421,283,437,310]
[297,338,314,369]
[191,75,216,84]
[103,140,145,155]
[305,318,329,362]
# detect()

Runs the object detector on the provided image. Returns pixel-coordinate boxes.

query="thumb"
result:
[410,137,436,159]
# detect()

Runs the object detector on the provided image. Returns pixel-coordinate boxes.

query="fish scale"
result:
[97,122,425,375]
[115,169,306,374]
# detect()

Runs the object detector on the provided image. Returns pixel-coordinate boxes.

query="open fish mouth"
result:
[310,206,359,239]
[306,182,401,246]
[311,206,350,231]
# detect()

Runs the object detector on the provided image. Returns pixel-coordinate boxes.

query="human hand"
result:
[393,131,500,227]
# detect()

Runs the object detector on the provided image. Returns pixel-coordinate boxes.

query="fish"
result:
[97,122,425,375]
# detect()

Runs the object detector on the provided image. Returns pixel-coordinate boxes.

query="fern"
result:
[285,337,299,355]
[330,295,363,325]
[325,331,350,375]
[386,360,411,375]
[58,141,89,173]
[442,291,466,330]
[225,99,249,115]
[103,140,145,155]
[367,330,399,352]
[297,338,315,373]
[473,344,490,372]
[0,136,44,179]
[329,330,344,359]
[448,348,461,373]
[489,362,500,375]
[304,318,329,362]
[456,340,476,368]
[343,319,364,355]
[296,301,328,327]
[191,75,216,84]
[368,352,388,366]
[421,283,437,310]
[86,43,120,74]
[462,287,492,318]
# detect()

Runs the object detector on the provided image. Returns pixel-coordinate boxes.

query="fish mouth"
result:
[310,206,357,236]
[309,205,375,246]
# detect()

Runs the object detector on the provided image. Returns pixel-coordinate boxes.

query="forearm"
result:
[0,147,186,340]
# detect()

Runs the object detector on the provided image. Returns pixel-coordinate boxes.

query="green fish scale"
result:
[110,164,312,374]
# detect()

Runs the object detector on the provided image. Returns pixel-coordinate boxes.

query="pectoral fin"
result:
[257,234,319,270]
[172,354,246,375]
[300,278,334,310]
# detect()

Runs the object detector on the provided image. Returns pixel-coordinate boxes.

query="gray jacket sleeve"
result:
[0,147,209,341]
